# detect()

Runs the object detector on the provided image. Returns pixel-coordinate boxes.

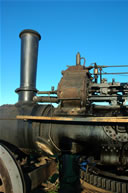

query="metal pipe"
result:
[97,65,128,68]
[16,29,41,102]
[33,96,59,103]
[76,52,81,65]
[92,72,128,75]
[37,91,57,95]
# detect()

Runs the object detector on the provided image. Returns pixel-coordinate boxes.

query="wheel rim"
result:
[0,144,25,193]
[0,160,13,193]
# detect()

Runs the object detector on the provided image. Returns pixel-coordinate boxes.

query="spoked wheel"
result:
[0,144,26,193]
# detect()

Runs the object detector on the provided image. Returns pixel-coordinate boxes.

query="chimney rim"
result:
[19,29,41,40]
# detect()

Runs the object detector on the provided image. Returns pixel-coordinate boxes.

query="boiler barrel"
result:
[0,104,112,154]
[38,121,112,155]
[0,104,52,149]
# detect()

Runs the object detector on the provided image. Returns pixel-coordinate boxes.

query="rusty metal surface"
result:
[29,160,56,190]
[33,96,59,103]
[57,64,88,108]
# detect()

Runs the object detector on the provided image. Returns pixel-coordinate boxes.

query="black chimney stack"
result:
[16,29,41,102]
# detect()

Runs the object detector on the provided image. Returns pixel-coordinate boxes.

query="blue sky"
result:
[1,0,128,105]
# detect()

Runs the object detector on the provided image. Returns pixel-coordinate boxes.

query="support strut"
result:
[59,154,81,193]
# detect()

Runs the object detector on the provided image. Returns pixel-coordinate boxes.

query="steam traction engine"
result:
[0,29,128,193]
